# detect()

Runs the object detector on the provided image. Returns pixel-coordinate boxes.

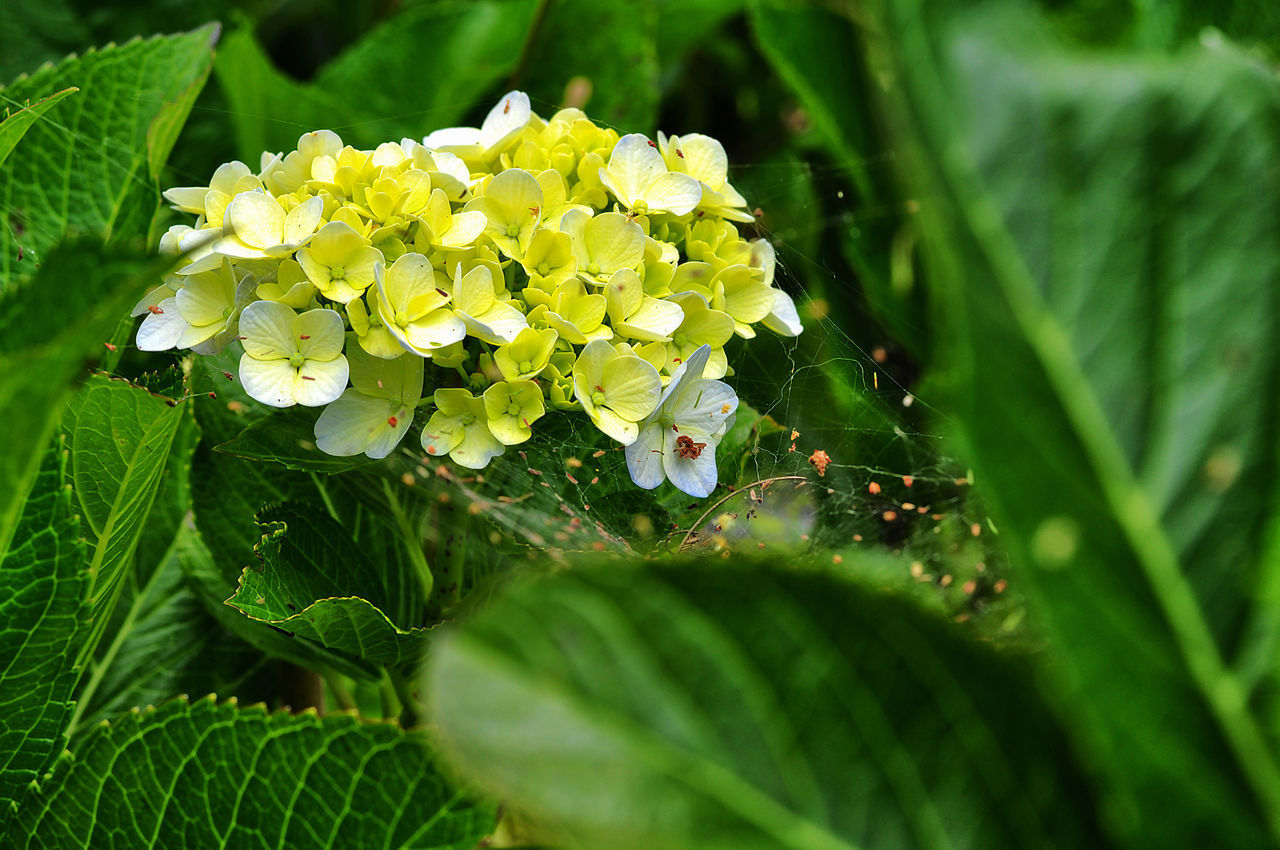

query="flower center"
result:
[506,402,521,417]
[330,265,346,280]
[394,310,408,326]
[590,390,607,406]
[536,262,551,276]
[587,262,601,275]
[518,359,533,374]
[673,332,689,347]
[506,224,521,238]
[289,352,306,368]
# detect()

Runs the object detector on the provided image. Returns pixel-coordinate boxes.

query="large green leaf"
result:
[0,443,85,816]
[0,241,170,565]
[62,375,188,668]
[12,697,494,849]
[429,562,1108,850]
[228,504,431,669]
[0,24,218,290]
[872,1,1280,844]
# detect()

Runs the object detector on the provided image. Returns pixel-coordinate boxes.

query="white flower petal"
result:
[225,190,285,250]
[282,195,325,245]
[480,90,532,150]
[625,423,666,490]
[240,355,297,407]
[663,429,719,498]
[135,298,187,351]
[762,289,803,337]
[295,308,346,360]
[294,356,350,407]
[604,134,666,206]
[239,301,298,360]
[315,391,411,458]
[643,172,702,216]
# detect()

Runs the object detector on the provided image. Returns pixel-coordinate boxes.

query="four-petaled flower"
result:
[625,344,737,498]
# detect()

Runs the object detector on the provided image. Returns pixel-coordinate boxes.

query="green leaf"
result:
[178,523,380,682]
[516,0,660,131]
[62,375,189,668]
[217,406,376,474]
[0,240,170,566]
[212,21,342,164]
[0,24,218,291]
[0,442,85,815]
[0,87,75,169]
[429,561,1108,850]
[872,2,1280,844]
[0,0,89,83]
[215,2,540,162]
[748,0,928,357]
[748,1,874,199]
[228,504,431,669]
[70,534,276,732]
[314,0,542,143]
[12,697,494,849]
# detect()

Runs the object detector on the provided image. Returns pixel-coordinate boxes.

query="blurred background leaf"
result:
[429,559,1109,850]
[868,0,1280,844]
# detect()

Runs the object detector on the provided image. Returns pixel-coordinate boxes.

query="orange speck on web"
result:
[882,510,898,522]
[868,481,881,495]
[832,554,843,565]
[970,523,982,537]
[387,416,398,427]
[808,449,831,476]
[902,475,914,488]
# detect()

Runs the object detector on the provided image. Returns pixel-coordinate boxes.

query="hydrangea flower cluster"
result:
[136,91,803,498]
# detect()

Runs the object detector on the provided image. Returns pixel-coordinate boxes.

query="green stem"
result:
[67,549,173,738]
[309,472,340,522]
[382,479,433,599]
[323,670,357,713]
[389,668,420,728]
[379,674,400,720]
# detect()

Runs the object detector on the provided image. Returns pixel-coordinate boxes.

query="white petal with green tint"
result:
[135,297,187,352]
[314,391,414,459]
[223,190,284,249]
[293,357,349,407]
[239,300,298,360]
[239,356,298,408]
[762,289,803,337]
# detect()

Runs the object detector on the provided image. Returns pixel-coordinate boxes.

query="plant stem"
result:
[323,670,357,712]
[388,668,420,728]
[309,472,340,522]
[382,479,434,599]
